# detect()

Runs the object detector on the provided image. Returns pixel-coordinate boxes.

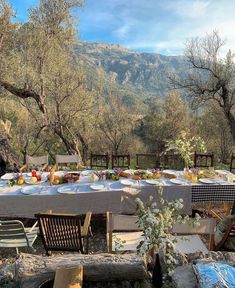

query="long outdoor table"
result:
[0,171,234,218]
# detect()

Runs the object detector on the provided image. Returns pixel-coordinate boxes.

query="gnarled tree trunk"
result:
[0,134,19,175]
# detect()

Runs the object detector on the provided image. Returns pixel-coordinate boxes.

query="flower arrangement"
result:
[166,130,207,168]
[135,185,200,285]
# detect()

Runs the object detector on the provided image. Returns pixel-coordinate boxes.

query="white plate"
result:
[120,179,138,186]
[199,178,215,184]
[24,177,47,185]
[123,169,135,174]
[145,179,161,185]
[1,173,15,180]
[90,184,105,191]
[21,186,41,195]
[170,179,186,185]
[215,170,230,175]
[81,170,94,176]
[162,170,177,175]
[57,186,77,194]
[0,181,7,187]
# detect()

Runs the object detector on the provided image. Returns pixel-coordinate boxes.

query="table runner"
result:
[192,184,235,202]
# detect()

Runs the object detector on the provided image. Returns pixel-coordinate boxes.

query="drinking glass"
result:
[191,174,198,183]
[227,174,234,183]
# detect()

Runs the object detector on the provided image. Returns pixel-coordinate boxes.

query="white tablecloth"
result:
[0,171,233,218]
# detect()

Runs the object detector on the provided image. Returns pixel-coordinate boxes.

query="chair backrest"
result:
[112,154,130,169]
[136,154,159,169]
[35,213,84,254]
[194,152,214,168]
[26,155,48,168]
[230,154,235,172]
[215,219,235,251]
[90,153,109,169]
[106,212,141,253]
[107,213,140,233]
[172,218,216,250]
[55,154,81,170]
[0,220,29,247]
[160,153,184,170]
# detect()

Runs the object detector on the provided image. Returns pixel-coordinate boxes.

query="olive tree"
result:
[0,0,96,161]
[170,31,235,143]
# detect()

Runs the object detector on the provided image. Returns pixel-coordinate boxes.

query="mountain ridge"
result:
[74,41,188,99]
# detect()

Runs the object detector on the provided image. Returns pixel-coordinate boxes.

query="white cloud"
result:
[76,0,235,56]
[165,0,211,19]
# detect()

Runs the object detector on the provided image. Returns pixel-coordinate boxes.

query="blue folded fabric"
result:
[193,261,235,288]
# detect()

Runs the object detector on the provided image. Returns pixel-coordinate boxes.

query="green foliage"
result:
[136,186,200,285]
[166,130,207,167]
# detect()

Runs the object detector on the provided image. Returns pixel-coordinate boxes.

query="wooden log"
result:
[16,253,148,288]
[53,266,83,288]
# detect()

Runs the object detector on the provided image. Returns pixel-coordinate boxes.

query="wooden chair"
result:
[214,218,235,251]
[20,155,48,172]
[209,202,233,222]
[0,220,38,254]
[172,218,216,253]
[159,153,184,170]
[230,154,235,172]
[106,212,142,253]
[35,211,92,255]
[55,154,81,170]
[90,153,109,169]
[194,152,214,168]
[107,213,216,254]
[112,154,130,169]
[136,154,159,169]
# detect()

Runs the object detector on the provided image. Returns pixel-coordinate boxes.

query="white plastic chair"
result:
[0,220,39,254]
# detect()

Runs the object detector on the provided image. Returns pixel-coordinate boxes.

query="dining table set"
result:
[0,168,234,218]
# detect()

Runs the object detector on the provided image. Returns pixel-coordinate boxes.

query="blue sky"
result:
[10,0,235,56]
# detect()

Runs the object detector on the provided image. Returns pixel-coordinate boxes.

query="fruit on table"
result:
[30,177,38,184]
[7,179,15,187]
[111,175,120,181]
[53,178,60,185]
[17,177,25,185]
[36,174,42,181]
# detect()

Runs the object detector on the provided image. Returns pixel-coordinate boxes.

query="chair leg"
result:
[47,250,52,256]
[16,247,19,255]
[85,236,89,254]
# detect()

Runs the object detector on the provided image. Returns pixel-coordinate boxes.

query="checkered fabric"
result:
[192,185,235,203]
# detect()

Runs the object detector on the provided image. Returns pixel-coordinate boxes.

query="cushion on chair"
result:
[112,232,143,252]
[214,214,235,251]
[175,235,209,254]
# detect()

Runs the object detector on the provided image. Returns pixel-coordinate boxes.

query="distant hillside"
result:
[74,41,188,100]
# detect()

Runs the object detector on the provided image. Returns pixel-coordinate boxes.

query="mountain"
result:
[74,41,188,101]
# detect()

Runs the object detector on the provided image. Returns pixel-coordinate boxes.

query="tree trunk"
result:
[16,253,148,288]
[0,134,20,175]
[225,109,235,145]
